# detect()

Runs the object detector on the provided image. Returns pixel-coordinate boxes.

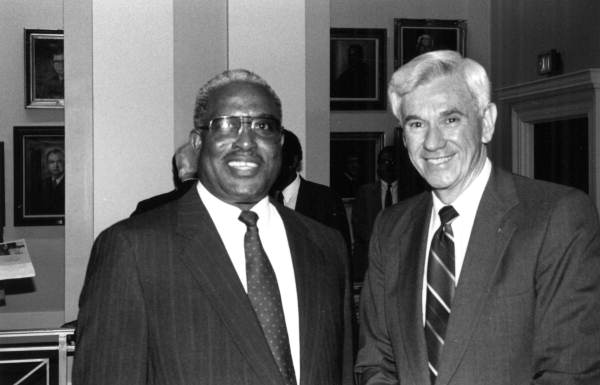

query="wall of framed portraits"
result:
[0,1,66,328]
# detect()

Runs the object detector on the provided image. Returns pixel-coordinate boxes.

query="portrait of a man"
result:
[25,29,64,107]
[14,126,65,226]
[330,28,386,110]
[394,19,466,66]
[35,148,65,215]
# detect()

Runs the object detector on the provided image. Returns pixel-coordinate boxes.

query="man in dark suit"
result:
[355,50,600,385]
[131,142,198,216]
[37,148,65,214]
[74,69,353,385]
[351,145,399,283]
[270,129,351,252]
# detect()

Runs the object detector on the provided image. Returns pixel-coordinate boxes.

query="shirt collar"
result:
[380,179,398,189]
[282,173,301,200]
[197,181,271,222]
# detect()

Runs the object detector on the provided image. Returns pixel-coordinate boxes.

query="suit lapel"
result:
[391,194,432,385]
[277,206,326,384]
[294,178,308,213]
[174,189,284,385]
[436,169,519,385]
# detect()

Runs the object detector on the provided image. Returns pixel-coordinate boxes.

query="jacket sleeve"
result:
[354,216,399,385]
[531,190,600,384]
[72,225,148,385]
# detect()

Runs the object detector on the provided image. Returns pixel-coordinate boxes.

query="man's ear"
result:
[481,103,497,144]
[190,129,203,152]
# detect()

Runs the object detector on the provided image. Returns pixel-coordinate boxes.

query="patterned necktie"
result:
[425,205,458,384]
[238,210,297,385]
[384,184,393,207]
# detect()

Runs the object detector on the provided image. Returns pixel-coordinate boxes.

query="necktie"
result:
[384,184,393,207]
[238,210,297,385]
[274,190,284,204]
[425,205,458,384]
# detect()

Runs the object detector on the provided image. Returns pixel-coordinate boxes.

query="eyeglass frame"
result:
[197,115,283,139]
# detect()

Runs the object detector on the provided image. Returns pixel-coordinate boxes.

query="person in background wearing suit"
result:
[37,148,65,214]
[131,141,198,215]
[270,128,351,253]
[73,68,353,385]
[351,145,399,283]
[355,50,600,385]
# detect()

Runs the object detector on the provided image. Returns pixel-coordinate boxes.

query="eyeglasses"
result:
[200,115,282,139]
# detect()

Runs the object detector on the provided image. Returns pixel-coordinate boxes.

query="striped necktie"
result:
[425,205,458,384]
[238,210,297,385]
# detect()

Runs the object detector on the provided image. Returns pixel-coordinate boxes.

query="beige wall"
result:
[0,0,65,329]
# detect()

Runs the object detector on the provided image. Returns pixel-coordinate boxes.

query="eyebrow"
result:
[440,108,466,117]
[402,114,421,124]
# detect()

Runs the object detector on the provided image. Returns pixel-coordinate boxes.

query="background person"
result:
[131,142,199,216]
[36,148,64,214]
[351,145,399,283]
[74,68,354,385]
[355,50,600,385]
[270,128,351,253]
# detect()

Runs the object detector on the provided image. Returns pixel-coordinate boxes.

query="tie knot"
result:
[438,205,458,225]
[238,210,259,227]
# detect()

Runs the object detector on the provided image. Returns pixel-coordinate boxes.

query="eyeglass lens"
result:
[210,116,281,138]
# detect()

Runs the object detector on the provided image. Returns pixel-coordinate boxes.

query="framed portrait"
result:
[330,132,384,200]
[330,28,386,110]
[394,19,466,68]
[14,126,65,226]
[24,29,64,109]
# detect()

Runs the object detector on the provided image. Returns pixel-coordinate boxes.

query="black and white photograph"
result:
[394,18,466,67]
[24,29,64,108]
[14,126,65,226]
[330,28,386,110]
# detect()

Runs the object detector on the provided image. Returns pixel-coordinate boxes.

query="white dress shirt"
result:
[197,182,300,378]
[422,159,492,324]
[281,173,301,209]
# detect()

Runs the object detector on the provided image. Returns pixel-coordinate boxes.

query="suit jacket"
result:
[355,167,600,385]
[351,183,383,282]
[73,188,354,385]
[295,177,352,253]
[37,176,65,214]
[131,179,196,216]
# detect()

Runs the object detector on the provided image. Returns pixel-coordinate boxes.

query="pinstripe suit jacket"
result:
[355,167,600,385]
[73,187,354,385]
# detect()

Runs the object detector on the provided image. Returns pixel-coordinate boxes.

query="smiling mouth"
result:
[228,160,259,171]
[425,154,454,165]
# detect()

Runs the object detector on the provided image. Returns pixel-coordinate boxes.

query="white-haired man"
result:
[355,50,600,385]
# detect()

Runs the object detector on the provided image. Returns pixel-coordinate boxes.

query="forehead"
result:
[206,81,279,119]
[401,75,475,117]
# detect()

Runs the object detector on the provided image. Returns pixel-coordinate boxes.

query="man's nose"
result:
[423,123,445,151]
[233,124,257,149]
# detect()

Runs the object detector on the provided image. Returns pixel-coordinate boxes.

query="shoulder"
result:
[299,178,344,202]
[375,191,430,231]
[509,172,597,223]
[98,201,178,245]
[496,170,592,213]
[300,178,334,195]
[279,204,345,247]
